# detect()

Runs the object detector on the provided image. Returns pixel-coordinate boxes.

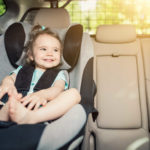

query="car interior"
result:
[1,0,150,150]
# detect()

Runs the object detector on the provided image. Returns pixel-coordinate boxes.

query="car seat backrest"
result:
[83,24,150,150]
[94,25,145,128]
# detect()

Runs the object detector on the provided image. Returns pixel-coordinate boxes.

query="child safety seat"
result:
[0,20,96,150]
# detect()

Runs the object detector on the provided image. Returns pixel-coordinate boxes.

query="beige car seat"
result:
[82,25,150,150]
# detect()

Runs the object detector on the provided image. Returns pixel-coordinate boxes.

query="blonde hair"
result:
[24,24,63,66]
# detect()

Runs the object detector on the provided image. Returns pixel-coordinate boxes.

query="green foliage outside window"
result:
[63,0,150,35]
[0,0,6,16]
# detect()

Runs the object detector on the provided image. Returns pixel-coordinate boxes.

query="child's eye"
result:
[54,49,59,52]
[40,48,46,51]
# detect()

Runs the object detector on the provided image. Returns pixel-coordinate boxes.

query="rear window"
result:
[63,0,150,35]
[0,0,6,16]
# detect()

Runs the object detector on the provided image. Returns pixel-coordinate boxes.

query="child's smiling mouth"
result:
[43,59,54,62]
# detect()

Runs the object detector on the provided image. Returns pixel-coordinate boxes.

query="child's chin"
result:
[45,65,56,69]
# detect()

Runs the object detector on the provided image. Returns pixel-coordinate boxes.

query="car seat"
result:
[0,21,81,148]
[0,8,95,150]
[81,24,150,150]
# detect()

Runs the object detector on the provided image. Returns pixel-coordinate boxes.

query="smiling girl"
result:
[0,25,82,124]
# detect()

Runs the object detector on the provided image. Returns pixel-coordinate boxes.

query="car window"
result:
[62,0,150,35]
[0,0,6,16]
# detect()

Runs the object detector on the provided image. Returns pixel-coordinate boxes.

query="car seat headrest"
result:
[33,8,70,29]
[96,25,136,43]
[4,22,83,71]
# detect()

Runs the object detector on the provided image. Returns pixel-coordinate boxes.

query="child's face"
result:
[30,34,61,71]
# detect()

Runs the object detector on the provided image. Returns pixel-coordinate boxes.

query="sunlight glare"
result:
[80,0,97,11]
[127,137,149,150]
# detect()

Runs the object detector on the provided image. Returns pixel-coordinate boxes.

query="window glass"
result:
[62,0,150,35]
[0,0,6,16]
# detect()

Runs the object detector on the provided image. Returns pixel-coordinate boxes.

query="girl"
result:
[0,24,82,124]
[0,24,86,150]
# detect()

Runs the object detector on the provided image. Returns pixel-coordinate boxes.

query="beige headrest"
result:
[96,25,136,43]
[33,8,70,29]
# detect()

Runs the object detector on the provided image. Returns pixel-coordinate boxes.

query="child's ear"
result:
[27,50,34,61]
[29,55,34,61]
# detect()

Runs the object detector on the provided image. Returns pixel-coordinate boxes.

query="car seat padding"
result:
[63,24,83,71]
[4,23,25,68]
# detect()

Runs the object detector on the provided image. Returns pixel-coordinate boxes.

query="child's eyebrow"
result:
[38,46,47,48]
[53,46,61,50]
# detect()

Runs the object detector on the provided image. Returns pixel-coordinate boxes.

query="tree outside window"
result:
[0,0,6,16]
[64,0,150,35]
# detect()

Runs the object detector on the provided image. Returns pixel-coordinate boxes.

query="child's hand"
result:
[0,84,18,100]
[0,74,17,100]
[20,91,48,110]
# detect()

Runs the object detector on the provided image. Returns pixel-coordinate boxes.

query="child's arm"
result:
[20,79,65,110]
[30,88,81,123]
[40,79,65,101]
[0,73,17,99]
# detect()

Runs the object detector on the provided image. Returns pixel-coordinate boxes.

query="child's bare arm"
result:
[31,88,81,123]
[41,79,65,101]
[0,74,17,99]
[20,80,65,110]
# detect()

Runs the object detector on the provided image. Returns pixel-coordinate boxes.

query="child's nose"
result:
[47,50,53,55]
